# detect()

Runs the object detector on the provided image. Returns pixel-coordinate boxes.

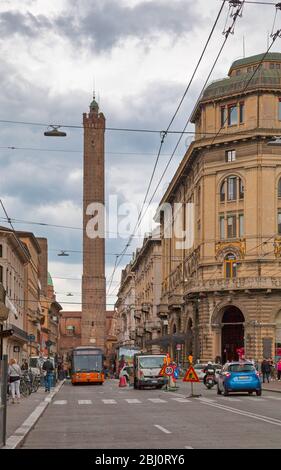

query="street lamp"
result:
[44,126,67,137]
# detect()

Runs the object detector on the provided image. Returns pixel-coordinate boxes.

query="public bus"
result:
[70,346,105,385]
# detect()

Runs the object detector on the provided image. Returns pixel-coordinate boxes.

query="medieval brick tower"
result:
[81,96,106,348]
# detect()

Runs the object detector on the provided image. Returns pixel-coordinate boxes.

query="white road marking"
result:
[198,398,216,403]
[125,399,142,404]
[148,398,167,403]
[265,395,281,400]
[102,399,117,404]
[154,425,171,434]
[53,400,67,405]
[78,400,92,405]
[217,397,241,402]
[199,400,281,427]
[171,398,191,403]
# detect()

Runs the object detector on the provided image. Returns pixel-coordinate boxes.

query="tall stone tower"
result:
[81,96,106,349]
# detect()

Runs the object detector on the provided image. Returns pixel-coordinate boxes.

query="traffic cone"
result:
[119,375,127,387]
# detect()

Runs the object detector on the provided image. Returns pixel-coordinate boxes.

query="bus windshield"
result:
[139,356,165,369]
[73,354,102,372]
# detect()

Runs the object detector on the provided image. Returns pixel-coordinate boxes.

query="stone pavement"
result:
[262,380,281,393]
[4,379,65,448]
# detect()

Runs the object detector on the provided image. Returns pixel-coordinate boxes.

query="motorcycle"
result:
[204,369,216,389]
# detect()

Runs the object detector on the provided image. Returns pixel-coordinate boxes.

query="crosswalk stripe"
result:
[78,400,92,405]
[170,398,191,403]
[125,399,142,404]
[148,398,167,403]
[53,400,67,405]
[102,399,117,404]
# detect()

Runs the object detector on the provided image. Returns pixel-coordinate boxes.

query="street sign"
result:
[176,344,181,350]
[164,365,174,377]
[0,329,14,339]
[183,366,199,383]
[28,334,35,342]
[159,364,166,376]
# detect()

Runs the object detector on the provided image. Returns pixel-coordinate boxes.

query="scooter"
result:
[204,371,216,389]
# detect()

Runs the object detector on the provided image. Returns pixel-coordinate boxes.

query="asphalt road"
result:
[21,379,281,449]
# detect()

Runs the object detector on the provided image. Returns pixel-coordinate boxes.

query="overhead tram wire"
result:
[104,1,248,300]
[106,0,228,295]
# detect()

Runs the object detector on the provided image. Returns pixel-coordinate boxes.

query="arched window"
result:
[220,181,225,202]
[224,253,237,279]
[278,178,281,198]
[220,176,244,202]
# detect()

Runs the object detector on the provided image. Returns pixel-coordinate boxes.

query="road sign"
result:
[159,364,166,376]
[188,355,193,363]
[164,365,174,377]
[28,334,35,342]
[183,366,199,383]
[176,344,181,350]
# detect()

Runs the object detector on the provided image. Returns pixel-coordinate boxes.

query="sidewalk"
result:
[4,379,65,449]
[262,380,281,394]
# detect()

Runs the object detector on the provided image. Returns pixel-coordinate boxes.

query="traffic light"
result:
[0,329,14,338]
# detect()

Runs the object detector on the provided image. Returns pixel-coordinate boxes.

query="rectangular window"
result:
[221,107,226,127]
[227,215,237,239]
[279,98,281,121]
[226,150,236,162]
[220,216,225,239]
[227,177,237,200]
[278,211,281,235]
[239,102,244,123]
[228,105,238,126]
[270,63,275,69]
[0,265,2,283]
[247,66,252,73]
[0,245,2,257]
[239,214,244,237]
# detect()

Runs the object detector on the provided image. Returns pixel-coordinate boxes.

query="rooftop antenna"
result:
[93,75,96,99]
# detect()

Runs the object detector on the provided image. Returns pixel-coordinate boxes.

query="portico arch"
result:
[211,303,245,363]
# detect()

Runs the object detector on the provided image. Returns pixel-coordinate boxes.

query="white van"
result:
[133,354,168,389]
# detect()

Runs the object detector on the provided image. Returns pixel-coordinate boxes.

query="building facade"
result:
[82,97,106,349]
[0,227,30,363]
[115,232,162,354]
[158,52,281,365]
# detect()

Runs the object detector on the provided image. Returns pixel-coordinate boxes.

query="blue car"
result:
[217,362,262,396]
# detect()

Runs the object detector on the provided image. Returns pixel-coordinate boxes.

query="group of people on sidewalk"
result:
[7,356,57,404]
[260,358,281,383]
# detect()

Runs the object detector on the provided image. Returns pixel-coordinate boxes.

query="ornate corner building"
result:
[157,52,281,364]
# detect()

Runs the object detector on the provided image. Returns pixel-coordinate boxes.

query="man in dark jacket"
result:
[43,357,54,392]
[261,358,271,383]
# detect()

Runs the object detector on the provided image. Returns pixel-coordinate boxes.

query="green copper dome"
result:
[48,272,54,287]
[90,97,99,112]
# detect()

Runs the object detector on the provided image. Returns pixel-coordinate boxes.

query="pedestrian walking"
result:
[42,357,54,392]
[8,358,21,404]
[269,358,276,381]
[261,358,271,383]
[277,359,281,381]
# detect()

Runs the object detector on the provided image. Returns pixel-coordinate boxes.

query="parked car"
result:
[217,362,262,396]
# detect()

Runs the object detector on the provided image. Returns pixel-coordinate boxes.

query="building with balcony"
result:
[115,230,162,354]
[158,52,281,365]
[0,226,30,362]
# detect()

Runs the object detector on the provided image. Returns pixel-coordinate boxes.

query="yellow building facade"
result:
[158,53,281,365]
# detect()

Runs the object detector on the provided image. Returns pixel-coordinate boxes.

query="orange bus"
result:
[70,346,105,385]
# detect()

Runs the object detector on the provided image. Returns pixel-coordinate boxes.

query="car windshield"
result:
[73,355,102,372]
[228,364,255,373]
[139,357,165,369]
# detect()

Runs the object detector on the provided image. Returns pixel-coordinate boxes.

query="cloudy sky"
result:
[0,0,280,310]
